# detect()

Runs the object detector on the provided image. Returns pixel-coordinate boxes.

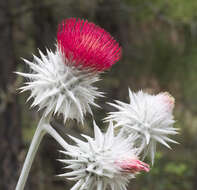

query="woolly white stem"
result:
[16,117,68,190]
[15,117,47,190]
[42,123,69,149]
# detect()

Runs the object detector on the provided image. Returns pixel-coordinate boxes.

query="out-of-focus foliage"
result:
[10,0,197,189]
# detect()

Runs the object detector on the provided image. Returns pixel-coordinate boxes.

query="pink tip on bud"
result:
[158,92,175,112]
[116,159,150,173]
[57,18,122,72]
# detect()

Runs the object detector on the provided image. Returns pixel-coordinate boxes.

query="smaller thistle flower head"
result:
[16,49,103,123]
[57,18,122,71]
[106,89,178,164]
[58,121,149,190]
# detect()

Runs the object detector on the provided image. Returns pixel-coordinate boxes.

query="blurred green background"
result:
[1,0,197,189]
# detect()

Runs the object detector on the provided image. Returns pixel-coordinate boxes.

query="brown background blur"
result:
[1,0,197,189]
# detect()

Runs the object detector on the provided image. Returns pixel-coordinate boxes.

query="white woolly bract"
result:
[16,48,103,123]
[58,122,139,190]
[106,89,178,164]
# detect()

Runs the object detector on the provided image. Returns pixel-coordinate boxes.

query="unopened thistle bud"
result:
[106,89,178,164]
[58,121,149,190]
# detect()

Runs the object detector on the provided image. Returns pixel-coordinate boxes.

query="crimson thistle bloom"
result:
[17,18,122,123]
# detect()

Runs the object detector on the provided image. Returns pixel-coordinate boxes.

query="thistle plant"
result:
[15,18,179,190]
[15,18,121,190]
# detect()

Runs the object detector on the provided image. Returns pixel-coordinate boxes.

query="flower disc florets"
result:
[106,89,178,164]
[17,48,103,123]
[58,121,149,190]
[57,18,122,71]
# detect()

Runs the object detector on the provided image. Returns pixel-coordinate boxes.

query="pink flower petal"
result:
[116,159,150,173]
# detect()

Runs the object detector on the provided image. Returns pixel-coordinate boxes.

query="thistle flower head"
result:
[57,18,122,71]
[58,121,149,190]
[106,89,178,164]
[16,49,103,123]
[17,18,122,123]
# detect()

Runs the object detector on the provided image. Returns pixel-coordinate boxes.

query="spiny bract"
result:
[17,48,103,123]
